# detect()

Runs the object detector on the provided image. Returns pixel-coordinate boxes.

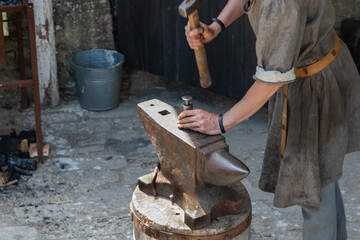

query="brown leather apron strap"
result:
[295,36,341,77]
[279,36,341,172]
[279,84,288,171]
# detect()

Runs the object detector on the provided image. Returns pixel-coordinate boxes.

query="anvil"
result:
[137,99,250,230]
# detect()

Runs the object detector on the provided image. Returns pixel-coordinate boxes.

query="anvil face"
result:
[137,99,250,229]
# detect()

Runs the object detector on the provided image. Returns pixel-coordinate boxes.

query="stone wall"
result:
[333,0,360,31]
[52,0,115,98]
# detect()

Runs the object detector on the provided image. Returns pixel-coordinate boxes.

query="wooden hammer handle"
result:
[188,10,212,88]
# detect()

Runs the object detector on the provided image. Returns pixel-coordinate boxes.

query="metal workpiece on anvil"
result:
[132,99,251,237]
[181,95,193,111]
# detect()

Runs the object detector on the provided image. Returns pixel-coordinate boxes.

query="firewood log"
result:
[17,130,36,144]
[0,179,18,187]
[14,167,33,176]
[0,129,16,138]
[0,167,14,185]
[29,143,50,158]
[0,138,28,152]
[0,172,10,185]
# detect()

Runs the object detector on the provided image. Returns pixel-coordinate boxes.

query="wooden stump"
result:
[130,183,251,240]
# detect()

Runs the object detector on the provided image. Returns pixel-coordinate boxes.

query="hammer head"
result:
[178,0,204,18]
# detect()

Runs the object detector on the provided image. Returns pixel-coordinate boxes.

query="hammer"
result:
[179,0,212,88]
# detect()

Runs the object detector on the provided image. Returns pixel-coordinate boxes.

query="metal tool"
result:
[178,0,212,88]
[181,95,193,111]
[137,99,250,229]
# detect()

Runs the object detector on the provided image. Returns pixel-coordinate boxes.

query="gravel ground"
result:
[0,69,359,239]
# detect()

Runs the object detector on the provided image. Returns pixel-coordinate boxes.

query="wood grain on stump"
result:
[131,183,251,240]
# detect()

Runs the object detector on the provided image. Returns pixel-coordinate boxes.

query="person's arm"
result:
[222,81,282,130]
[186,0,245,50]
[216,0,246,30]
[177,81,283,135]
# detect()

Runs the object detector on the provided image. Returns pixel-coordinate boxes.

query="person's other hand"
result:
[177,109,220,135]
[185,22,217,50]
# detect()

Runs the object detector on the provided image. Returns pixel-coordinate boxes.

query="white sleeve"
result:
[254,66,296,84]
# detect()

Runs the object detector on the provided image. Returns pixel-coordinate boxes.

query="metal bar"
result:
[27,3,43,163]
[0,80,33,89]
[0,11,6,62]
[150,163,161,197]
[16,11,27,109]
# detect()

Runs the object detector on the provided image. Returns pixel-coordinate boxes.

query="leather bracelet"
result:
[218,114,226,134]
[212,18,225,35]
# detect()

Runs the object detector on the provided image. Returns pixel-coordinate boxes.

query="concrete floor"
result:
[0,69,359,240]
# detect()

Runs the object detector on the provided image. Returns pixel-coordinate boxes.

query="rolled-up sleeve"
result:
[253,0,306,84]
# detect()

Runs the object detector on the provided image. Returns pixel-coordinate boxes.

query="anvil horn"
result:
[201,149,250,186]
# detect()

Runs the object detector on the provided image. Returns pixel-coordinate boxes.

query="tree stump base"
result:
[130,183,252,240]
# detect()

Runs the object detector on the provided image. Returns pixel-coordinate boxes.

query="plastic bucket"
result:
[70,49,125,111]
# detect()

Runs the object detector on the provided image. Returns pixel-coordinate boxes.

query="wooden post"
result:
[28,0,59,107]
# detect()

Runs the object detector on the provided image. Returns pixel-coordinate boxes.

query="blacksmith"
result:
[177,0,360,239]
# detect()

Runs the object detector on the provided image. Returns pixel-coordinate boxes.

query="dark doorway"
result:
[111,0,257,99]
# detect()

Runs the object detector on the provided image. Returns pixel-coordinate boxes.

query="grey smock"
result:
[241,0,360,208]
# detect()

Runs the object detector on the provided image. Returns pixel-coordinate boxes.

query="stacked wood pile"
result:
[0,129,49,187]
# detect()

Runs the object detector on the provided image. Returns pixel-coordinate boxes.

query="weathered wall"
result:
[333,0,360,31]
[52,0,115,98]
[1,1,359,102]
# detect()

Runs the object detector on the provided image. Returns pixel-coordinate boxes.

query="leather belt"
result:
[279,36,341,171]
